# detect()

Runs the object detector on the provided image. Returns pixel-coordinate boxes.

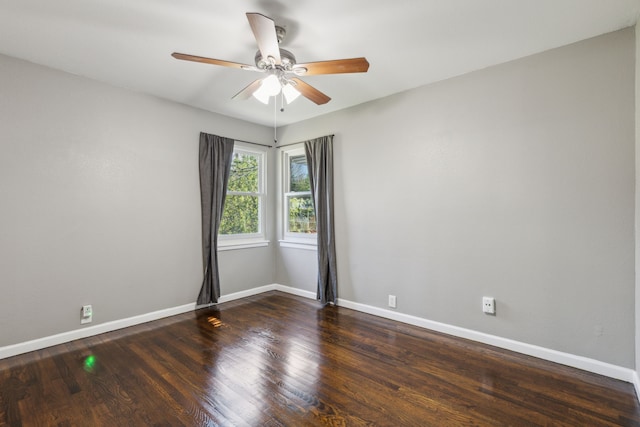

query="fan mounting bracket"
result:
[275,26,286,44]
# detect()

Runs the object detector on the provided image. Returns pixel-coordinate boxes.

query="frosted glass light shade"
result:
[261,74,281,96]
[252,85,271,104]
[282,83,301,104]
[252,74,282,104]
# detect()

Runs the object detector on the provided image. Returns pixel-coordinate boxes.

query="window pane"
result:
[290,155,310,192]
[287,194,316,234]
[227,152,259,193]
[220,195,259,235]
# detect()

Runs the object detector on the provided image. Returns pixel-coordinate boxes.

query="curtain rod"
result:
[228,134,335,149]
[275,134,335,149]
[233,138,274,149]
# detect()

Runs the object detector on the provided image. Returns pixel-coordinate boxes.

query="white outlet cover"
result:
[483,297,496,314]
[388,295,397,308]
[82,305,92,317]
[81,305,93,324]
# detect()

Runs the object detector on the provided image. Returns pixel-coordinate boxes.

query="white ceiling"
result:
[1,0,639,127]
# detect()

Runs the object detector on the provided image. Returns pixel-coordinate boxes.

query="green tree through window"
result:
[220,150,262,235]
[286,154,316,234]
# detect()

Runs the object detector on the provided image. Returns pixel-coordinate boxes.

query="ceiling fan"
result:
[171,12,370,106]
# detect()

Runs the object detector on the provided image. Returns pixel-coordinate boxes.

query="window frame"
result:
[218,142,268,250]
[281,146,317,246]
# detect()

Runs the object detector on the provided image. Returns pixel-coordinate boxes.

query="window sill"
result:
[218,240,270,251]
[279,240,317,251]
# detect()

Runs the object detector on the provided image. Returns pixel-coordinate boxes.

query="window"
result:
[219,144,267,247]
[283,147,316,244]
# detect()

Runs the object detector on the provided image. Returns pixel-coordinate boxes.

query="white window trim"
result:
[218,142,268,249]
[219,239,269,251]
[278,240,317,250]
[281,146,317,246]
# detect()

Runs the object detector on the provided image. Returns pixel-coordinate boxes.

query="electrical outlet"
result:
[482,297,495,315]
[388,295,397,308]
[81,304,93,324]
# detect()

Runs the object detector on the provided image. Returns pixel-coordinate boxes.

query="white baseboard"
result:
[274,284,317,299]
[633,371,640,400]
[216,284,278,304]
[0,302,196,360]
[1,283,637,389]
[332,297,635,383]
[0,284,291,360]
[271,285,637,385]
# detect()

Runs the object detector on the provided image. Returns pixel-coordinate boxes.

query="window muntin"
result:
[219,145,266,242]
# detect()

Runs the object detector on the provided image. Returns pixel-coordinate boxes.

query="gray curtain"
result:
[198,132,235,305]
[305,135,338,305]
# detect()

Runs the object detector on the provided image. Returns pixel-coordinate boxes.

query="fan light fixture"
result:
[252,73,301,105]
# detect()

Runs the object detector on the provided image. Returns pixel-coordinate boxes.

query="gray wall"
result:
[277,28,635,368]
[636,22,640,378]
[0,54,275,347]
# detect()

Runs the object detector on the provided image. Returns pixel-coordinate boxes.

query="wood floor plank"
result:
[1,291,639,426]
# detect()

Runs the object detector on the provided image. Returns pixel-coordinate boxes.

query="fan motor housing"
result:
[255,48,296,70]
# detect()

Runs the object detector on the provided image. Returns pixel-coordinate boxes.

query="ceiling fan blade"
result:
[293,57,370,75]
[171,52,260,71]
[291,78,331,105]
[232,79,264,100]
[246,13,281,65]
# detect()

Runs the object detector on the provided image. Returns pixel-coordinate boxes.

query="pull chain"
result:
[273,95,277,143]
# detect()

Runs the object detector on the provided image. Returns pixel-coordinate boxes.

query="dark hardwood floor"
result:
[1,291,639,426]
